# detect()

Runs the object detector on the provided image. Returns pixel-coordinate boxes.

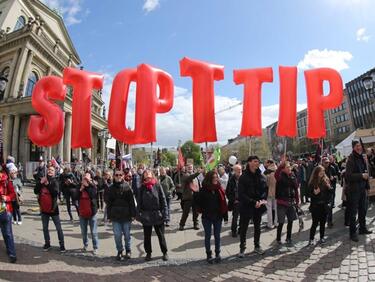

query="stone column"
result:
[101,137,106,165]
[58,137,64,163]
[4,49,21,100]
[47,147,52,160]
[2,115,14,160]
[64,113,72,163]
[17,49,34,98]
[11,115,20,162]
[8,47,29,99]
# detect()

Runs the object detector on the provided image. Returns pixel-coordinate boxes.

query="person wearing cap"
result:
[238,156,268,257]
[346,140,372,242]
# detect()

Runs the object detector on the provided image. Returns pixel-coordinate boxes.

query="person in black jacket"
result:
[60,167,79,221]
[226,164,242,238]
[196,171,228,264]
[34,166,65,252]
[346,140,372,242]
[78,172,99,255]
[137,169,168,261]
[322,157,339,228]
[308,165,332,245]
[107,169,136,261]
[94,169,105,212]
[238,156,268,257]
[275,161,299,246]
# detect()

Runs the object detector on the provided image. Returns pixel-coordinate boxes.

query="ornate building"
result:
[0,0,107,177]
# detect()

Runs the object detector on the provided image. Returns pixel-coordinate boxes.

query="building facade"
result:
[0,0,107,176]
[345,68,375,130]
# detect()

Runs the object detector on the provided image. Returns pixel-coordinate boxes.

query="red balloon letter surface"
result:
[28,76,66,147]
[305,68,343,139]
[234,67,273,137]
[277,66,297,137]
[108,64,174,144]
[63,67,103,148]
[180,57,224,143]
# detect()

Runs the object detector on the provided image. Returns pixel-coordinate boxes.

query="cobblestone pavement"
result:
[1,184,375,281]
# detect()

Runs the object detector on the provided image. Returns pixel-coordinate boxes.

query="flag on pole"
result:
[205,147,221,171]
[177,147,185,170]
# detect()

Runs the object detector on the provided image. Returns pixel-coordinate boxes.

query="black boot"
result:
[215,252,221,263]
[206,251,214,264]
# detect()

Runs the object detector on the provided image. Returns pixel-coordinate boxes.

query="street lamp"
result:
[362,70,375,129]
[0,75,8,101]
[98,128,111,168]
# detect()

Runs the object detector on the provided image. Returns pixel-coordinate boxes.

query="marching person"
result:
[346,140,372,242]
[275,161,299,246]
[308,165,331,245]
[78,172,99,255]
[179,164,200,231]
[94,169,105,212]
[159,167,175,227]
[218,166,229,190]
[322,157,338,228]
[137,169,169,261]
[196,171,228,263]
[34,166,65,252]
[60,167,79,221]
[0,168,17,263]
[264,160,277,229]
[226,164,242,237]
[9,168,23,225]
[238,156,268,257]
[107,169,136,261]
[103,169,113,224]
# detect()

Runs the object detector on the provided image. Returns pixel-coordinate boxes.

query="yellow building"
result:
[0,0,107,177]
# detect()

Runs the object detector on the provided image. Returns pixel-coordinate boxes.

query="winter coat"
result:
[103,178,113,204]
[34,176,60,216]
[226,174,240,211]
[345,151,370,192]
[182,172,200,201]
[264,163,277,198]
[0,173,16,213]
[275,169,299,207]
[196,184,228,221]
[94,176,105,192]
[238,168,268,216]
[159,175,175,198]
[107,181,136,222]
[79,184,98,217]
[137,183,168,226]
[309,179,331,211]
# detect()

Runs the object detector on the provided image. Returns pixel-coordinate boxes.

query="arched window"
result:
[0,66,9,78]
[14,16,25,31]
[25,72,38,97]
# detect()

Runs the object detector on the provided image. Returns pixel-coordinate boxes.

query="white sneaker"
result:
[93,249,98,256]
[13,221,17,225]
[238,251,245,258]
[82,246,88,252]
[17,221,22,225]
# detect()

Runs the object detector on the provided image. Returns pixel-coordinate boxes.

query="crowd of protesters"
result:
[0,140,374,264]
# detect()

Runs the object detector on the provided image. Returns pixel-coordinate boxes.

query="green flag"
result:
[206,147,221,171]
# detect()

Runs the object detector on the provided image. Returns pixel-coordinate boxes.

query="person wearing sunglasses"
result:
[137,169,168,261]
[107,169,136,261]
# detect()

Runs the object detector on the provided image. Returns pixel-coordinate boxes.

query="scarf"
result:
[144,178,157,191]
[205,183,228,215]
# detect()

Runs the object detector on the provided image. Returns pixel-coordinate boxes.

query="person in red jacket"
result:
[0,170,17,263]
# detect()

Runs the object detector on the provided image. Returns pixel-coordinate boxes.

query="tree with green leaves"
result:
[181,141,202,166]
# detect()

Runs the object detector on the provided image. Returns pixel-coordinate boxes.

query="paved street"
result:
[1,184,375,281]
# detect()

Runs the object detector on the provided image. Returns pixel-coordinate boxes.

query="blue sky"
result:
[43,0,375,146]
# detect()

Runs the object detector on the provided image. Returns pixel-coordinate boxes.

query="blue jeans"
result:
[166,197,171,223]
[112,221,131,252]
[79,215,98,249]
[41,213,64,246]
[202,217,222,254]
[0,212,16,258]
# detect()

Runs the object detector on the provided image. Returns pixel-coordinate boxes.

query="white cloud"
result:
[356,27,370,42]
[297,49,353,72]
[143,0,160,13]
[41,0,87,26]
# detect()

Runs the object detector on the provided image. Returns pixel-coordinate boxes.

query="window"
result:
[14,16,25,31]
[25,72,38,97]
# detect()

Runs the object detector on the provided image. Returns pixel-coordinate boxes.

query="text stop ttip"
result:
[27,57,343,148]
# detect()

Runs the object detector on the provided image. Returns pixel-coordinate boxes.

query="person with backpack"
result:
[78,172,99,255]
[107,169,136,261]
[34,166,65,252]
[0,169,17,263]
[196,170,228,264]
[137,169,168,261]
[9,167,23,225]
[159,167,175,227]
